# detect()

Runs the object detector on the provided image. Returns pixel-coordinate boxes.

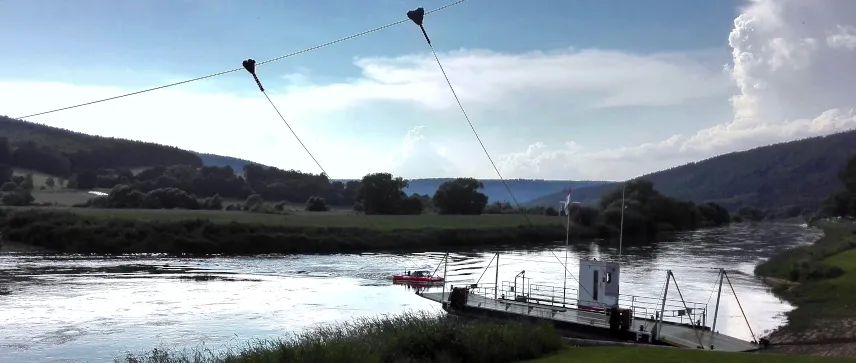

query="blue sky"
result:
[1,0,855,181]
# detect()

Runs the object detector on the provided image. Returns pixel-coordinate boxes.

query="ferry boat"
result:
[392,270,444,283]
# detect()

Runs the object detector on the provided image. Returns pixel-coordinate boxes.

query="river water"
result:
[0,222,820,363]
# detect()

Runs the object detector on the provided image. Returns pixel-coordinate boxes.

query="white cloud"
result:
[827,25,856,50]
[497,0,856,180]
[0,43,731,179]
[385,125,460,177]
[8,0,852,181]
[350,48,731,110]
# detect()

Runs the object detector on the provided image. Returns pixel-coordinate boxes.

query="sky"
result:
[1,0,855,181]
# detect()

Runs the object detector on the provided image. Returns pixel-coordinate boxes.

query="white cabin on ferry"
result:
[577,259,620,310]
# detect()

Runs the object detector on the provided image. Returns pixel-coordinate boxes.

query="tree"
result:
[0,182,17,192]
[202,194,223,210]
[840,154,856,192]
[432,177,489,215]
[244,194,264,211]
[75,170,98,190]
[356,172,412,215]
[821,154,856,218]
[0,164,11,183]
[21,173,34,190]
[0,137,10,165]
[2,190,34,206]
[305,196,329,212]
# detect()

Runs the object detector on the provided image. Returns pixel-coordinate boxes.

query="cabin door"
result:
[592,270,599,302]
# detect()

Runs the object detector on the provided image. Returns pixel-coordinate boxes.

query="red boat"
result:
[392,270,444,283]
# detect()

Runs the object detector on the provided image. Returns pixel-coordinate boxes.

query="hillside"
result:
[0,115,202,175]
[525,129,856,212]
[0,116,606,206]
[196,153,264,173]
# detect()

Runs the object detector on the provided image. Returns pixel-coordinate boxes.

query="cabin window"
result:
[605,272,612,283]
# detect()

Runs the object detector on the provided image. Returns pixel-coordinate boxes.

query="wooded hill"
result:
[0,115,601,204]
[525,129,856,213]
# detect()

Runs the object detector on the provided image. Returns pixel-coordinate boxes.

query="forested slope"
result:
[526,129,856,212]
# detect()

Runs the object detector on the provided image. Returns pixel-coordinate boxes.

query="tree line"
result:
[819,154,856,219]
[2,152,738,237]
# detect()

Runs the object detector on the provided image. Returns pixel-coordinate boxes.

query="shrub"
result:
[305,196,329,212]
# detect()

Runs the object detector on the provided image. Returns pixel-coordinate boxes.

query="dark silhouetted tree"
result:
[356,172,414,215]
[305,196,329,212]
[432,177,489,215]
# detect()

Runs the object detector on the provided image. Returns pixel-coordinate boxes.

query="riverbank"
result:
[524,347,853,362]
[118,311,851,363]
[0,207,597,255]
[118,311,564,363]
[755,220,856,357]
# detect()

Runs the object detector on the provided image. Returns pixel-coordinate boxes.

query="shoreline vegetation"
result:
[117,311,854,363]
[117,311,566,363]
[755,220,856,358]
[0,177,734,255]
[0,207,584,255]
[752,154,856,358]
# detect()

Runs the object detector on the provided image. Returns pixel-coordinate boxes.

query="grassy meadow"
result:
[2,168,578,255]
[755,220,856,357]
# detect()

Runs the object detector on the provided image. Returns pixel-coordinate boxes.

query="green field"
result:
[524,347,855,363]
[4,205,564,229]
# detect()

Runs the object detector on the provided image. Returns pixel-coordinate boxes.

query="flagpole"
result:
[562,189,571,306]
[619,184,626,260]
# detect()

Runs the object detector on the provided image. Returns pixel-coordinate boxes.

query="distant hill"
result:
[195,154,611,204]
[401,178,610,204]
[0,115,610,203]
[525,129,856,212]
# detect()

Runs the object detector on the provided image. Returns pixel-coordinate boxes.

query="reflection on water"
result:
[0,222,821,363]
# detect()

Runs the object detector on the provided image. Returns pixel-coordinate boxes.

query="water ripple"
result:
[0,222,821,363]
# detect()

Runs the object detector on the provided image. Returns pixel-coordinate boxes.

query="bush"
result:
[1,190,34,206]
[305,196,329,212]
[0,181,17,192]
[117,311,563,363]
[788,261,845,282]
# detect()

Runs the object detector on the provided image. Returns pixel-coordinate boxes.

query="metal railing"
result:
[463,280,708,331]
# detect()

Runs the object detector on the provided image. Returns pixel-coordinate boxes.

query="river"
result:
[0,222,820,363]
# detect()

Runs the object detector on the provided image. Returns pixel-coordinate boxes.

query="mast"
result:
[618,184,626,259]
[562,189,572,305]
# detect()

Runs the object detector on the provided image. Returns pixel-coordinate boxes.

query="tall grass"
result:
[117,311,564,363]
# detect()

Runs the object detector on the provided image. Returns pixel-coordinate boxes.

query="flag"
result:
[564,188,572,213]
